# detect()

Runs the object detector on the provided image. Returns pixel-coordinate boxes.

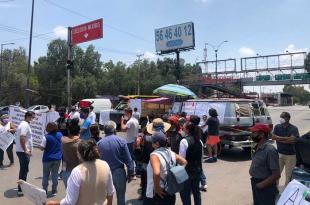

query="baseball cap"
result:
[250,124,270,135]
[151,131,167,147]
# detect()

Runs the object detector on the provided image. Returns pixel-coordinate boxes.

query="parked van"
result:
[172,98,272,153]
[79,98,112,112]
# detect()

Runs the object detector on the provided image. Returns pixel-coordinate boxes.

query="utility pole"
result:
[67,27,72,108]
[204,44,208,73]
[206,40,228,98]
[0,42,14,89]
[136,54,143,95]
[25,0,35,108]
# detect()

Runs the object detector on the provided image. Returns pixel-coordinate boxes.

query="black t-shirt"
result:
[207,117,220,136]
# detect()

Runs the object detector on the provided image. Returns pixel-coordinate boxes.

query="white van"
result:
[80,98,112,112]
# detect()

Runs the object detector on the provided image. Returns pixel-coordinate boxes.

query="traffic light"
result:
[66,60,74,70]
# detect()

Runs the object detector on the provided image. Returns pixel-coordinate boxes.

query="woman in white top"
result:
[0,114,16,167]
[144,130,187,205]
[47,140,115,205]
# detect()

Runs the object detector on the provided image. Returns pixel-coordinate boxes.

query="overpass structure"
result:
[190,52,309,88]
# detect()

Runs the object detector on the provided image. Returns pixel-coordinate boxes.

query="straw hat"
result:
[146,118,171,134]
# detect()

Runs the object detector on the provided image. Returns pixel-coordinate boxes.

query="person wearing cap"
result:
[272,111,299,186]
[167,115,182,153]
[249,124,280,205]
[145,128,187,205]
[98,121,134,205]
[0,114,16,167]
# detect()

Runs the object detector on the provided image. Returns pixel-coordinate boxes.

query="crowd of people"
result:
[0,103,307,205]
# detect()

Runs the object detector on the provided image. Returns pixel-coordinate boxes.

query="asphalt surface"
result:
[0,105,309,205]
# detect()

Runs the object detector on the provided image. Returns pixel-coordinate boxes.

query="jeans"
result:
[62,170,72,188]
[251,178,278,205]
[0,143,14,165]
[127,143,136,174]
[143,193,176,205]
[279,154,296,185]
[16,152,30,192]
[112,168,127,205]
[180,178,201,205]
[42,160,61,192]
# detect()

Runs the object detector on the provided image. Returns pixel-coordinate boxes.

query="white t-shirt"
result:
[69,111,80,120]
[125,117,139,143]
[88,111,96,124]
[146,148,176,198]
[15,121,33,152]
[179,138,204,159]
[132,111,141,120]
[60,161,114,205]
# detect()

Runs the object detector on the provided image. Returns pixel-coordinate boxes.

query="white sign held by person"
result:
[9,106,47,147]
[19,180,46,205]
[277,179,310,205]
[0,127,14,151]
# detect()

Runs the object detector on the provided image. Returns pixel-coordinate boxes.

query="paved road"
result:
[0,106,309,205]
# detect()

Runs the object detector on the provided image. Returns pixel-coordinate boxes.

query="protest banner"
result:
[130,99,142,113]
[46,111,60,123]
[277,179,310,205]
[9,106,47,147]
[0,127,14,151]
[18,180,46,205]
[99,110,110,125]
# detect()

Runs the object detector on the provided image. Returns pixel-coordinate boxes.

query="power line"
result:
[43,0,153,44]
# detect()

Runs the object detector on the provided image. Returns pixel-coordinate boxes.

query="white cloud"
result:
[53,26,67,40]
[239,46,255,57]
[284,44,308,53]
[143,51,157,60]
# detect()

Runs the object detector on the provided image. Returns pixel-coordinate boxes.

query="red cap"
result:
[250,123,270,134]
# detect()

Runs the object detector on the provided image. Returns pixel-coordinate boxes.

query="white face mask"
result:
[279,118,286,124]
[124,116,129,121]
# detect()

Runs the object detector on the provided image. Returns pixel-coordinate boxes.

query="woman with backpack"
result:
[144,118,187,205]
[179,121,203,205]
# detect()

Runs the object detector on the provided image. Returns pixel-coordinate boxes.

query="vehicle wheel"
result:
[243,147,252,155]
[217,142,222,156]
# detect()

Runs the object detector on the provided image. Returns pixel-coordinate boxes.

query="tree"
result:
[283,85,310,105]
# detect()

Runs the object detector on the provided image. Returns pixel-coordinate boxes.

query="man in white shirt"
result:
[89,105,96,125]
[15,111,35,196]
[68,106,80,120]
[121,107,139,176]
[132,107,141,121]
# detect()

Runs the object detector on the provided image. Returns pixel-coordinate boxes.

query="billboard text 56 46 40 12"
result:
[155,22,195,53]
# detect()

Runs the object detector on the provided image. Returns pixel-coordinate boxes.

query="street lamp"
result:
[0,42,15,88]
[205,40,228,97]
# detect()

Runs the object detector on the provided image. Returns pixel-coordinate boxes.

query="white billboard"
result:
[155,22,195,53]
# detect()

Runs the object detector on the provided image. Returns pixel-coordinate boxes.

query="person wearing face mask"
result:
[249,124,280,205]
[272,112,300,186]
[15,111,35,196]
[0,114,16,167]
[56,107,68,136]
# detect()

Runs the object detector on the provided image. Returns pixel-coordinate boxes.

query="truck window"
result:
[235,103,251,117]
[251,103,261,116]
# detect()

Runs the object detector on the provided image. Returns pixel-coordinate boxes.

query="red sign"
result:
[70,18,103,45]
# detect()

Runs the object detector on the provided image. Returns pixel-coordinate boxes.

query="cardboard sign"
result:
[9,106,47,147]
[0,127,14,151]
[277,179,310,205]
[19,180,46,205]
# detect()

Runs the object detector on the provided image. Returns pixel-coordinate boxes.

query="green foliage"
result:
[0,39,199,107]
[283,85,310,105]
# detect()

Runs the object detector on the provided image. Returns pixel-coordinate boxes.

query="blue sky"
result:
[0,0,309,62]
[0,0,309,92]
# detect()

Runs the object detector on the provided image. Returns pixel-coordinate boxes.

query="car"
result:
[27,105,49,113]
[172,98,273,154]
[0,106,9,116]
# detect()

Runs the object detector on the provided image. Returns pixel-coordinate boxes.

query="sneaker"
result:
[200,184,208,192]
[51,190,57,196]
[205,157,215,163]
[17,191,23,197]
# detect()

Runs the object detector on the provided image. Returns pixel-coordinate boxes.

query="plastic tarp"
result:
[142,97,172,105]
